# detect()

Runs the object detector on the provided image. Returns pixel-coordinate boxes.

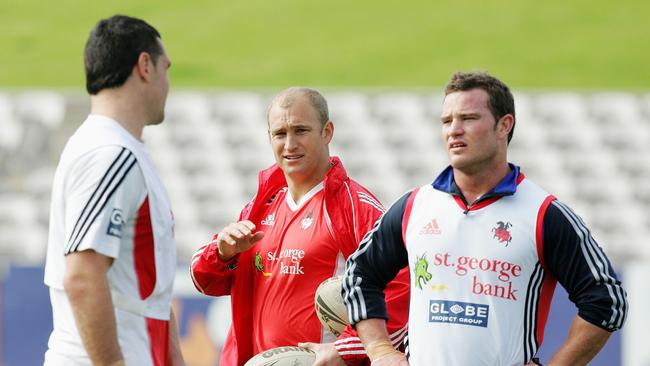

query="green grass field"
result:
[1,0,648,89]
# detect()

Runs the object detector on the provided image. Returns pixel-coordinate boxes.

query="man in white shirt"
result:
[44,15,184,366]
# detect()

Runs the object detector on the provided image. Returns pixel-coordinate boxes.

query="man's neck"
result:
[285,161,332,204]
[286,174,326,204]
[453,162,511,205]
[90,91,146,141]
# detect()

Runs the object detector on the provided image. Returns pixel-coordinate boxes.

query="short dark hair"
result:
[84,15,162,95]
[444,71,516,144]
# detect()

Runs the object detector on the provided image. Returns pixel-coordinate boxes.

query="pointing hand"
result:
[216,220,265,261]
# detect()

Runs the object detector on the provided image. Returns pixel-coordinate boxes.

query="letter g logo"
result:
[107,208,124,238]
[110,209,124,225]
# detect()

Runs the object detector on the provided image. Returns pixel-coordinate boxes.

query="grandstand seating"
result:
[1,91,648,264]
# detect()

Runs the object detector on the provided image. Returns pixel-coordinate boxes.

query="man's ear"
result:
[497,114,514,140]
[135,52,153,81]
[322,120,334,144]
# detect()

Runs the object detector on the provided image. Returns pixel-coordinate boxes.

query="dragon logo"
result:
[254,252,265,271]
[254,252,273,277]
[414,253,433,290]
[492,221,513,246]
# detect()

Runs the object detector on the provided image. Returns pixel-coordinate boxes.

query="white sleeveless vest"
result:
[404,180,554,366]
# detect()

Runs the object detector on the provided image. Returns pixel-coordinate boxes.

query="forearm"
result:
[190,244,234,296]
[356,319,401,362]
[65,253,122,365]
[356,318,390,344]
[547,316,612,366]
[167,308,185,366]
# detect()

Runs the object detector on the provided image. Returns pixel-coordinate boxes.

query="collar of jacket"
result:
[432,163,523,205]
[245,156,348,221]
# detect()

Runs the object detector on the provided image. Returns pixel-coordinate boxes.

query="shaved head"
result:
[268,87,329,127]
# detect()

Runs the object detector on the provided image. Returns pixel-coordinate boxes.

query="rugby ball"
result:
[244,346,315,366]
[314,276,349,336]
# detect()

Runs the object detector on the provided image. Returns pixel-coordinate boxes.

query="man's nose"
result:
[284,132,297,149]
[449,118,464,135]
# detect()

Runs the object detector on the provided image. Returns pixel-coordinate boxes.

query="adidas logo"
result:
[419,219,441,235]
[261,213,275,226]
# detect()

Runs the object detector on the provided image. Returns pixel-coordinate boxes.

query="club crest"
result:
[492,221,512,246]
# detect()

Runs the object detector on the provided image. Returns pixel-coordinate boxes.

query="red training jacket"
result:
[190,157,410,366]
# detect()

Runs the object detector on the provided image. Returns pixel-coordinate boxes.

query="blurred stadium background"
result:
[1,1,648,365]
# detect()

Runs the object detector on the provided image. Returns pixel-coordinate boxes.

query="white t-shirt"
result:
[44,115,174,366]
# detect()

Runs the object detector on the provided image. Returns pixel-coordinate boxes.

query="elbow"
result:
[611,287,630,331]
[63,270,88,300]
[189,266,206,295]
[62,250,112,300]
[616,296,630,330]
[63,265,103,301]
[578,296,629,332]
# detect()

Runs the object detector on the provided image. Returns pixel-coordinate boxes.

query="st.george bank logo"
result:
[492,221,512,246]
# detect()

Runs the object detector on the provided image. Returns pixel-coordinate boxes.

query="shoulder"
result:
[244,186,287,222]
[65,145,143,193]
[343,179,385,213]
[542,199,582,231]
[517,177,553,198]
[385,189,415,218]
[540,199,594,261]
[68,145,136,175]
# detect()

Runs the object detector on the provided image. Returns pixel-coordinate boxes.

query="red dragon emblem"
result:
[492,221,512,246]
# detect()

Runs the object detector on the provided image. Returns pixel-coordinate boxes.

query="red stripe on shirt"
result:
[401,187,420,245]
[134,196,156,299]
[536,273,557,345]
[146,317,169,366]
[535,195,556,269]
[535,194,558,344]
[517,172,526,184]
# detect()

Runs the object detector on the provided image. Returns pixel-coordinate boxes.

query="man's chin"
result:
[449,158,476,172]
[449,157,466,169]
[147,112,165,126]
[281,165,301,175]
[148,118,164,126]
[281,166,310,180]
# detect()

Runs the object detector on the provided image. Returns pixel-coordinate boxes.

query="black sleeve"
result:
[342,191,411,325]
[543,200,628,331]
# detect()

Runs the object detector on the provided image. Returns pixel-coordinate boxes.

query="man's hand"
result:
[216,220,264,261]
[298,342,345,366]
[370,353,409,366]
[546,316,612,366]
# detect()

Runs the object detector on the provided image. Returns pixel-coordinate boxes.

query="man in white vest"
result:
[343,71,628,366]
[44,15,184,366]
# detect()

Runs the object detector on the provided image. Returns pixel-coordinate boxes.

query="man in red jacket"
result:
[190,87,409,366]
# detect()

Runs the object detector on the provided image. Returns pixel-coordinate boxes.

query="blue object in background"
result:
[2,265,50,366]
